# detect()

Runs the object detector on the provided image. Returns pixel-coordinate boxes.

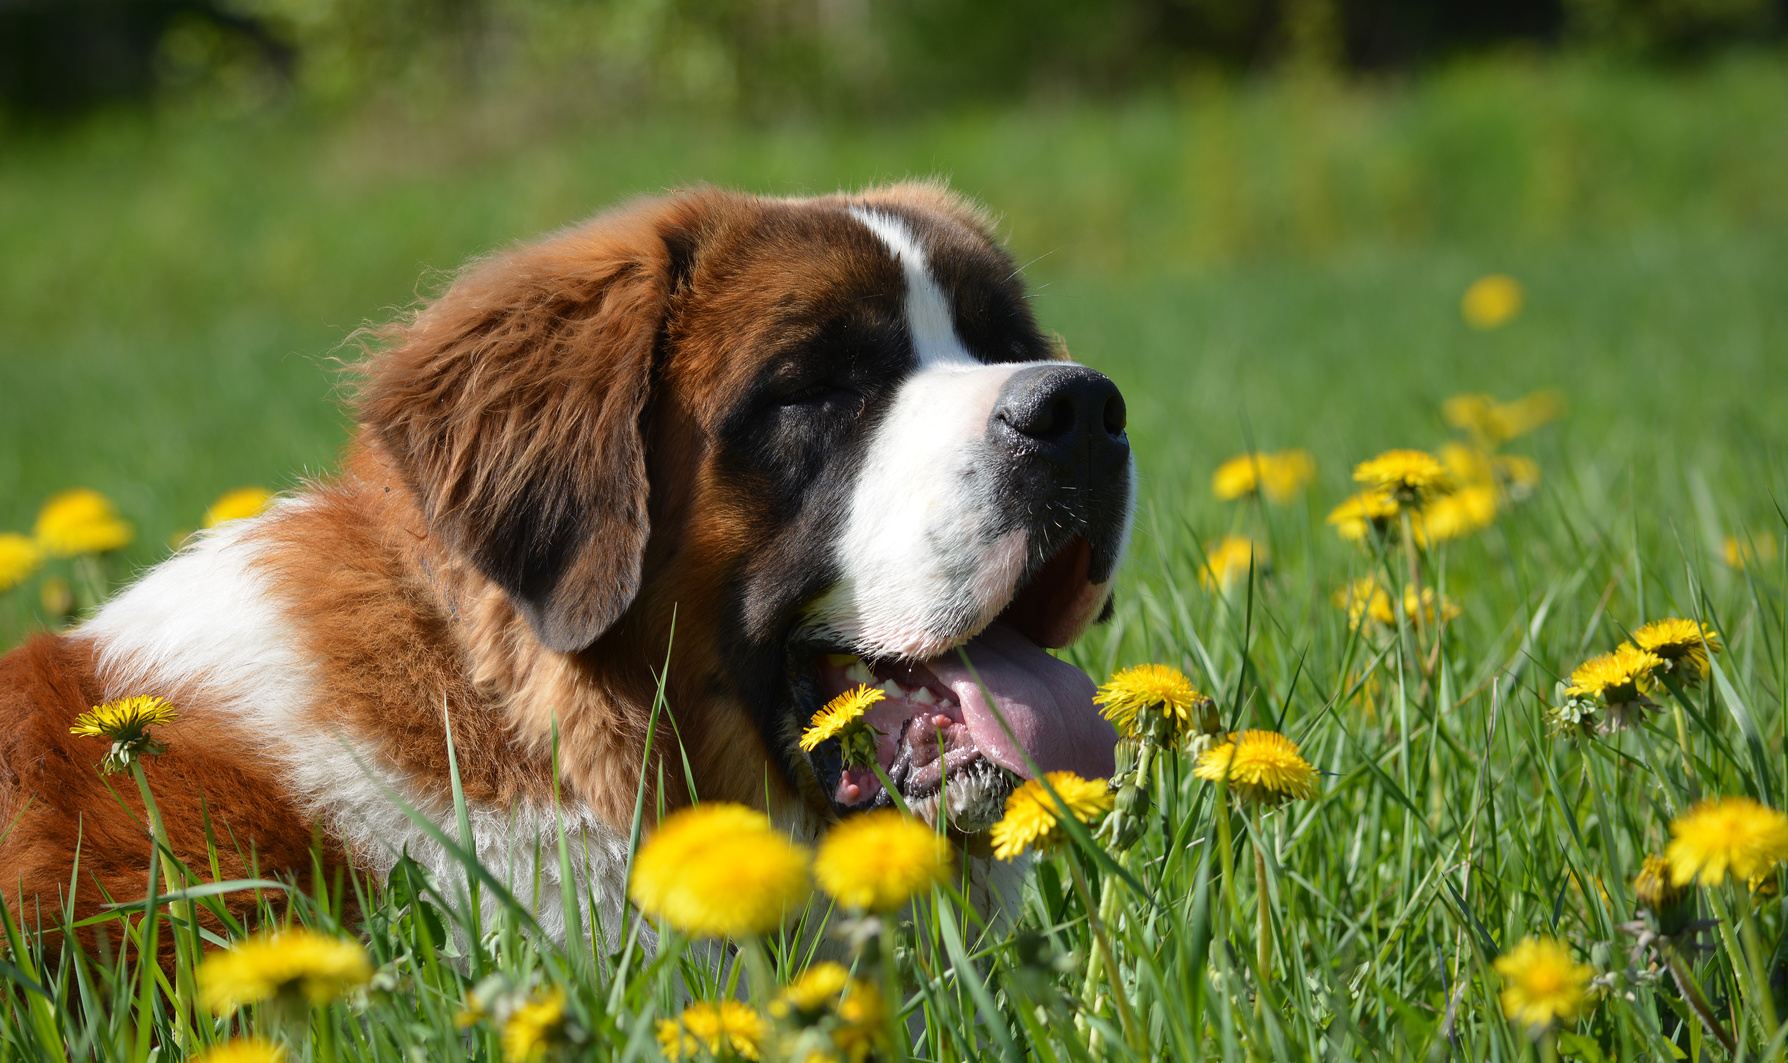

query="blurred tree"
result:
[1564,0,1776,52]
[0,0,1782,120]
[0,0,290,114]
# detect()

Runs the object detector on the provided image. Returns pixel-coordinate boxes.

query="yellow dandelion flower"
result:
[1194,730,1318,807]
[191,1039,286,1063]
[1724,533,1778,571]
[1442,393,1499,439]
[1333,581,1456,631]
[0,533,43,592]
[773,962,852,1020]
[1260,450,1316,500]
[1353,449,1453,507]
[70,695,179,774]
[1564,644,1662,704]
[70,695,178,741]
[1629,618,1722,683]
[1666,796,1788,888]
[1439,443,1538,499]
[657,1000,768,1061]
[41,576,73,618]
[1444,389,1562,445]
[1496,454,1541,493]
[1632,854,1685,914]
[1420,484,1499,544]
[1439,440,1494,485]
[1334,578,1393,630]
[1211,451,1314,503]
[34,488,134,557]
[1094,663,1210,740]
[1326,487,1400,542]
[1402,585,1460,627]
[1494,936,1592,1031]
[1498,390,1564,438]
[1211,453,1265,501]
[196,928,372,1015]
[1461,274,1524,330]
[1197,535,1265,592]
[800,685,885,769]
[813,810,950,911]
[832,979,886,1062]
[502,987,569,1063]
[454,995,487,1029]
[204,487,275,528]
[628,803,811,938]
[801,684,883,749]
[989,772,1113,861]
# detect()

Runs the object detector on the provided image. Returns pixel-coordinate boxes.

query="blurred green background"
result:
[2,0,1786,637]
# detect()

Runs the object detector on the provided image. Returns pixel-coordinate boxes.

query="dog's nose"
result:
[990,365,1128,475]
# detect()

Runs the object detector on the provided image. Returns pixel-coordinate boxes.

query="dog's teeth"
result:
[912,687,938,705]
[846,662,873,684]
[879,679,903,698]
[823,653,859,667]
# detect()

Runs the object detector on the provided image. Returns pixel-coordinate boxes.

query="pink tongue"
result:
[928,621,1116,781]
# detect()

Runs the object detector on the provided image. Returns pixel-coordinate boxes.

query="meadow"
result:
[4,53,1788,1061]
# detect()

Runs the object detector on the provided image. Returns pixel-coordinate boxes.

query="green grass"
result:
[5,53,1788,1061]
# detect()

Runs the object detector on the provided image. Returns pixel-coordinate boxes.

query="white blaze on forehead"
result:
[850,208,975,369]
[805,207,1057,659]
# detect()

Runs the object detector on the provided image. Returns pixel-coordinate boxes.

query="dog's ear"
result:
[359,196,705,653]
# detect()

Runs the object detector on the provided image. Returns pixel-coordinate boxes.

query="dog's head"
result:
[359,183,1131,832]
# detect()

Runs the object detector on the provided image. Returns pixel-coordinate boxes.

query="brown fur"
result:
[1,182,1019,941]
[0,636,339,945]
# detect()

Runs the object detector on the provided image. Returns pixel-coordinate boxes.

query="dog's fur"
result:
[0,183,1133,942]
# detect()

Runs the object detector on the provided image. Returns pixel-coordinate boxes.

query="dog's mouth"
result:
[792,536,1118,832]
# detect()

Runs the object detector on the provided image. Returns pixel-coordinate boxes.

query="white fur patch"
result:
[811,210,1061,659]
[322,748,634,946]
[850,208,972,369]
[84,503,318,722]
[78,504,632,943]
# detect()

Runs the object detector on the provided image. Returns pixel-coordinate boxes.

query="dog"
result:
[0,182,1132,943]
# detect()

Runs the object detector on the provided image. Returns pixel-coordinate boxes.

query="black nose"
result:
[990,364,1128,471]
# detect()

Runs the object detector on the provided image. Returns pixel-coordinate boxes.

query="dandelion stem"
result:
[1660,676,1699,799]
[1255,836,1272,986]
[1080,871,1118,1036]
[1738,897,1782,1058]
[1065,852,1141,1052]
[879,916,910,1063]
[742,937,777,1011]
[73,553,107,614]
[1397,510,1427,655]
[1706,888,1769,1053]
[129,760,195,1050]
[1663,948,1736,1056]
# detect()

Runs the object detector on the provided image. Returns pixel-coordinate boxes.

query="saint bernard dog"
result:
[0,182,1132,943]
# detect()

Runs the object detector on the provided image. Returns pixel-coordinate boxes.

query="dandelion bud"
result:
[1101,777,1151,851]
[1189,696,1224,751]
[1633,854,1690,935]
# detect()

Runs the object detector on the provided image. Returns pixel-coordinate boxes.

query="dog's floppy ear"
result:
[360,196,704,653]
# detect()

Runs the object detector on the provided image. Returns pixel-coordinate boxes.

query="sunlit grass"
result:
[6,54,1788,1061]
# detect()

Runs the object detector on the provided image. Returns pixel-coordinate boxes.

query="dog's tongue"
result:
[927,621,1117,781]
